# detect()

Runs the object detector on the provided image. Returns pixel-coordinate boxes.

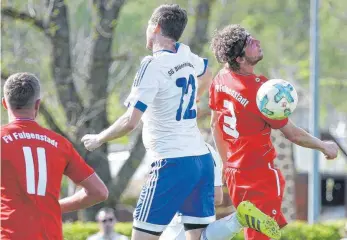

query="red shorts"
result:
[225,162,287,240]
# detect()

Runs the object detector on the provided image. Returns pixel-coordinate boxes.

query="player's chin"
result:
[258,51,264,60]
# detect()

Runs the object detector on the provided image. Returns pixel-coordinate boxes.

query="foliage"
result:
[63,220,346,240]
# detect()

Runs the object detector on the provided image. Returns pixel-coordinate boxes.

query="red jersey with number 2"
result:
[1,120,94,240]
[209,68,288,169]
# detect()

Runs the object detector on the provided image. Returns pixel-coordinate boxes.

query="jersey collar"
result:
[153,42,181,56]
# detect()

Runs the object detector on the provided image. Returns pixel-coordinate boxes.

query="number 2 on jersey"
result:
[176,74,196,121]
[223,100,240,138]
[23,146,47,196]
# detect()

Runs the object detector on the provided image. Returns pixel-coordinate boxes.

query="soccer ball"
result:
[256,79,298,120]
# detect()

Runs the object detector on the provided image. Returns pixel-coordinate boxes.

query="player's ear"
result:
[154,24,161,34]
[2,97,8,110]
[34,99,41,111]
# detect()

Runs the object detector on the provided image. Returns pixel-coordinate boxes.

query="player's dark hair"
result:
[3,72,41,109]
[150,4,187,41]
[211,24,249,71]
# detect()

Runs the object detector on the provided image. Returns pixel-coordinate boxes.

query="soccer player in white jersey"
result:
[160,143,224,240]
[82,4,281,240]
[83,4,215,240]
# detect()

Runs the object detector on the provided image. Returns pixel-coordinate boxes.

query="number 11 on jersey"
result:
[223,100,239,138]
[23,146,47,196]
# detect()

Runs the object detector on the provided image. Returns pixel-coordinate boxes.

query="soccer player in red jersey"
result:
[1,73,109,240]
[209,25,339,240]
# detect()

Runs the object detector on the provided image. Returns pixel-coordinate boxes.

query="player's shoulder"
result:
[212,67,230,83]
[175,42,190,52]
[1,122,13,135]
[140,55,154,64]
[43,128,73,148]
[31,123,74,149]
[140,55,162,72]
[254,75,269,88]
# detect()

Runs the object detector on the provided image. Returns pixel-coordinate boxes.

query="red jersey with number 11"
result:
[1,120,94,240]
[209,68,288,169]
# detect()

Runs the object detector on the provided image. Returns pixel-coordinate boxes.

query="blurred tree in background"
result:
[1,0,346,221]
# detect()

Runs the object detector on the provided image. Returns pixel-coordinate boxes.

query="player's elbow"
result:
[90,184,109,202]
[281,125,301,144]
[124,109,142,131]
[284,134,298,144]
[83,176,109,202]
[98,185,109,201]
[126,120,138,131]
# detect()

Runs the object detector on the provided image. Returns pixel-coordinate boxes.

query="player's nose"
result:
[254,38,260,47]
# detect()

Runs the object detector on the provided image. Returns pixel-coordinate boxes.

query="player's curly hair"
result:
[4,72,41,109]
[211,24,249,71]
[150,4,187,42]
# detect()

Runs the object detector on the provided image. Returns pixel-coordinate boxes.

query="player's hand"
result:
[81,134,103,151]
[321,141,339,160]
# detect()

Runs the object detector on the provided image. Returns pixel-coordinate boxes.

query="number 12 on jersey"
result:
[23,146,47,196]
[176,74,197,121]
[223,100,239,138]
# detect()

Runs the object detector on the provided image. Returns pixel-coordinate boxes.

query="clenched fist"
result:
[81,134,103,151]
[321,141,339,160]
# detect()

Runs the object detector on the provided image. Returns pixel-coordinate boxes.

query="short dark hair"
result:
[211,24,249,71]
[150,4,187,41]
[3,72,41,109]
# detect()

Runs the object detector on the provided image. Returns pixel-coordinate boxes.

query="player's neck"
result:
[235,65,255,75]
[8,110,36,122]
[152,38,176,53]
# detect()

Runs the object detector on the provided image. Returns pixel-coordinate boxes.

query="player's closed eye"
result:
[101,218,114,223]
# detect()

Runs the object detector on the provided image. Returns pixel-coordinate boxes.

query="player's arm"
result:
[214,186,223,206]
[59,173,108,213]
[211,110,229,162]
[81,107,142,151]
[206,142,224,205]
[60,142,108,213]
[82,57,158,151]
[280,119,338,160]
[100,107,141,143]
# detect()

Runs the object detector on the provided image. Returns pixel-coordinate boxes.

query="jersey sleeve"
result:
[260,114,289,129]
[190,52,208,77]
[64,141,94,184]
[124,56,160,112]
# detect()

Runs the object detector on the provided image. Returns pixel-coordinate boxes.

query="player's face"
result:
[146,21,156,50]
[243,36,263,65]
[98,212,115,234]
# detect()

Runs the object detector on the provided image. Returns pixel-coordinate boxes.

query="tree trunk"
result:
[81,0,126,220]
[189,0,216,54]
[46,0,84,126]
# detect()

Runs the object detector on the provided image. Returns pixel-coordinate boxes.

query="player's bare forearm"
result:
[60,173,108,213]
[60,189,95,213]
[196,67,212,102]
[98,107,142,144]
[280,119,324,151]
[211,110,228,162]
